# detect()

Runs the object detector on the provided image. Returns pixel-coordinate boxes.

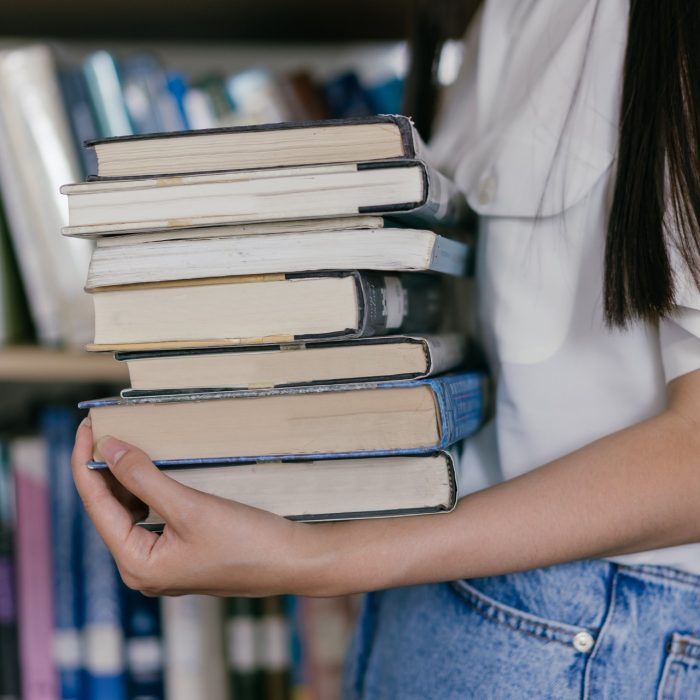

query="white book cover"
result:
[162,596,227,700]
[0,45,92,345]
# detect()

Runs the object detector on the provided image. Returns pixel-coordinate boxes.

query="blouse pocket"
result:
[657,633,700,700]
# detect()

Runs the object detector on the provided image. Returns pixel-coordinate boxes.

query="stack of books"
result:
[61,115,488,528]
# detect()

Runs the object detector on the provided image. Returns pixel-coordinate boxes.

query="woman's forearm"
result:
[308,372,700,596]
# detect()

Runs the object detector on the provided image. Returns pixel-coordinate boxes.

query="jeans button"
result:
[573,630,595,653]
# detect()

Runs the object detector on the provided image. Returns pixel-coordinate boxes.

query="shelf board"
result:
[1,0,413,41]
[0,346,127,383]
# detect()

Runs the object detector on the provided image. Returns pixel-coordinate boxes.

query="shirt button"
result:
[573,631,595,653]
[477,174,497,205]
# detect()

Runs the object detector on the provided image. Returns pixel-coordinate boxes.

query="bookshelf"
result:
[0,4,481,698]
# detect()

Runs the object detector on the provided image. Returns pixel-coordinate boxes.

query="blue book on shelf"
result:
[82,50,134,138]
[322,71,375,118]
[42,407,83,700]
[58,69,99,177]
[80,509,126,700]
[121,588,164,700]
[81,371,489,468]
[165,72,191,130]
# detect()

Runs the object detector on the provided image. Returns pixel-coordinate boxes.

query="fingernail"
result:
[97,436,128,465]
[80,415,92,429]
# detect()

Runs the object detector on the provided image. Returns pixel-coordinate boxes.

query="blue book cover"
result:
[121,55,185,135]
[42,407,83,700]
[322,72,375,118]
[80,509,126,700]
[81,371,488,468]
[57,69,99,177]
[165,72,191,130]
[121,588,164,700]
[82,50,134,138]
[0,441,20,700]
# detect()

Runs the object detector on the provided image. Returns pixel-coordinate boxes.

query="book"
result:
[86,271,443,351]
[12,437,58,700]
[80,510,126,700]
[259,597,291,700]
[225,67,295,126]
[162,596,227,700]
[84,114,426,178]
[60,159,467,236]
[225,597,261,700]
[276,71,332,121]
[117,334,466,395]
[42,408,83,700]
[137,451,457,532]
[0,443,20,700]
[322,72,375,119]
[0,45,93,345]
[81,51,133,138]
[82,372,486,465]
[121,589,164,700]
[85,226,470,289]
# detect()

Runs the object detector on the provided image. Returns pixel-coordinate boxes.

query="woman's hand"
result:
[71,418,330,597]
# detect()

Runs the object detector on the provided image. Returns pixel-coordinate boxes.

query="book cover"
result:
[12,437,58,700]
[80,509,126,700]
[42,407,83,700]
[0,442,20,700]
[0,45,92,345]
[162,596,227,700]
[121,588,164,700]
[225,597,261,700]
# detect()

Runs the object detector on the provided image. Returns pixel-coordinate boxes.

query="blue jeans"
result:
[342,560,700,699]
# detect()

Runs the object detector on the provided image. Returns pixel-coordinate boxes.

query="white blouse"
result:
[430,0,700,573]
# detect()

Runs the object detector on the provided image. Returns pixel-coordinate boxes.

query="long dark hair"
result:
[605,0,700,326]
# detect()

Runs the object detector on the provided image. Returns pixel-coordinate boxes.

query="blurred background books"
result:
[0,2,481,698]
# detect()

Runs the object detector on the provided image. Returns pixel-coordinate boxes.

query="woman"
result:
[73,1,700,696]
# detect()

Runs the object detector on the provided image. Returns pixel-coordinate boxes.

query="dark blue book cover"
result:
[0,441,20,700]
[121,588,164,700]
[82,371,488,468]
[80,508,126,700]
[322,72,375,119]
[42,407,83,700]
[58,69,99,177]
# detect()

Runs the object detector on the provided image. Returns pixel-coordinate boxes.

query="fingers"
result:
[96,435,197,527]
[72,417,152,552]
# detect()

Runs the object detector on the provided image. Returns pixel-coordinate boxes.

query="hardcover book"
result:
[85,226,471,289]
[82,372,487,465]
[60,159,468,236]
[117,334,467,395]
[85,114,425,178]
[86,271,443,351]
[134,452,458,530]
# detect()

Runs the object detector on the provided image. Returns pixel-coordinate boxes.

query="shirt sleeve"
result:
[659,223,700,382]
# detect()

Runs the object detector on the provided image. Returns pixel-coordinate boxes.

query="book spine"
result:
[42,407,83,700]
[225,596,261,700]
[427,235,473,276]
[418,333,466,377]
[428,372,490,448]
[285,596,309,700]
[122,588,164,700]
[162,596,227,700]
[12,437,58,700]
[394,161,471,229]
[259,597,291,700]
[0,442,20,700]
[355,272,442,337]
[80,508,126,700]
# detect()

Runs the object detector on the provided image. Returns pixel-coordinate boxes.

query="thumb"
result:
[96,436,196,529]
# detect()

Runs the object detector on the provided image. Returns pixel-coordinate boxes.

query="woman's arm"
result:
[72,368,700,598]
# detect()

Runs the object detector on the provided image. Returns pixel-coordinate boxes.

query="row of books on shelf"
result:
[0,42,404,348]
[0,408,359,700]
